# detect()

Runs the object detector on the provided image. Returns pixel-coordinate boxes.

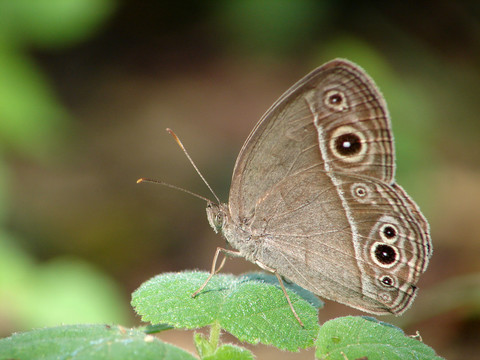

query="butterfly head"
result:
[206,202,228,234]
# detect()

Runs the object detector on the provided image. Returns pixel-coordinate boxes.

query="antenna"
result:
[136,178,212,203]
[136,128,221,204]
[165,128,221,204]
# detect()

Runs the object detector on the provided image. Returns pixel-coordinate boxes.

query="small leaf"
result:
[0,324,196,360]
[132,271,320,351]
[219,280,317,350]
[315,316,444,360]
[132,271,235,328]
[194,333,216,358]
[203,344,255,360]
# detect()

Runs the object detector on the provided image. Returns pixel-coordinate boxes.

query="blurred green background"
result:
[0,1,479,359]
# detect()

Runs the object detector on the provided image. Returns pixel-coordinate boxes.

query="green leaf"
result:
[315,316,444,360]
[0,324,196,360]
[204,344,255,360]
[132,271,320,351]
[243,272,324,308]
[194,332,217,358]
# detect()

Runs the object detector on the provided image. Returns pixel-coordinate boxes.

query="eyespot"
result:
[375,244,396,264]
[378,292,392,304]
[329,126,367,163]
[383,226,396,238]
[335,133,362,156]
[328,93,343,105]
[380,224,399,243]
[355,187,366,197]
[324,90,348,111]
[379,275,395,288]
[383,225,396,239]
[351,183,375,204]
[370,242,399,268]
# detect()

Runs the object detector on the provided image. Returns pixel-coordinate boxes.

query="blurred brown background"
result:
[0,1,479,359]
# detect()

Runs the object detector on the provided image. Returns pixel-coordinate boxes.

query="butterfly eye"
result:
[215,213,224,226]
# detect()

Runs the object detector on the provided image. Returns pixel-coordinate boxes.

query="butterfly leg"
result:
[192,247,242,298]
[255,260,304,327]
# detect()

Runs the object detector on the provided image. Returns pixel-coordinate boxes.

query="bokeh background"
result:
[0,1,479,359]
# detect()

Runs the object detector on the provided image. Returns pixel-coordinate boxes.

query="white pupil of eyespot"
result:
[343,141,351,148]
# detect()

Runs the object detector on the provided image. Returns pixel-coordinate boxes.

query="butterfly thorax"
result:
[206,202,258,262]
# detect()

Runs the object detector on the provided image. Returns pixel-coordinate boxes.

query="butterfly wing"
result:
[227,59,431,314]
[229,59,394,222]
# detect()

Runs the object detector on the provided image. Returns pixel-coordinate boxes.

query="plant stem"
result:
[209,321,221,350]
